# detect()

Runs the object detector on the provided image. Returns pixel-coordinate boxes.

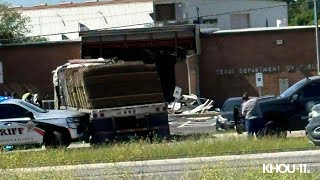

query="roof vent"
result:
[9,5,23,8]
[85,0,99,3]
[59,1,73,5]
[34,3,47,7]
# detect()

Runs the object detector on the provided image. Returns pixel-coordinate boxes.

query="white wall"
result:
[154,0,288,30]
[20,2,154,41]
[20,0,287,41]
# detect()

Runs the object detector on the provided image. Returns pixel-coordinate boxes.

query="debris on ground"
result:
[168,94,219,115]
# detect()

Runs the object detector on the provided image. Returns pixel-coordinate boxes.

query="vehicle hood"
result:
[256,95,289,114]
[35,110,84,119]
[220,111,234,121]
[256,95,284,106]
[256,95,278,102]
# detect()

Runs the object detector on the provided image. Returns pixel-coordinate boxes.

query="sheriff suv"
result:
[0,98,89,148]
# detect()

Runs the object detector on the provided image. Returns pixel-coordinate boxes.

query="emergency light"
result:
[0,96,10,102]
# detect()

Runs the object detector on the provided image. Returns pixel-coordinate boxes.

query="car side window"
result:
[301,82,320,99]
[0,104,28,119]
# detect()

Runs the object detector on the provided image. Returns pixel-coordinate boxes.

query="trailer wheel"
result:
[150,128,170,142]
[44,131,71,148]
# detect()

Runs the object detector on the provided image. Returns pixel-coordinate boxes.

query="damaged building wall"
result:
[199,27,317,106]
[0,41,81,99]
[175,54,198,95]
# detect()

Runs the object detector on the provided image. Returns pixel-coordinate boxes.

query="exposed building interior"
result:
[81,25,197,102]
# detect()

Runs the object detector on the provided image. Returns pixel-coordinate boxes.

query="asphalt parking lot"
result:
[169,116,217,135]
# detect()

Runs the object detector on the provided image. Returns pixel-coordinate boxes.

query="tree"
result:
[274,0,316,26]
[287,0,315,26]
[0,2,46,44]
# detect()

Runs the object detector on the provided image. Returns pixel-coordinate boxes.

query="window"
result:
[222,99,242,112]
[20,101,46,113]
[79,23,90,32]
[62,34,69,40]
[301,82,320,98]
[202,18,218,28]
[230,14,250,29]
[155,3,176,21]
[280,78,307,98]
[0,104,28,119]
[203,18,218,24]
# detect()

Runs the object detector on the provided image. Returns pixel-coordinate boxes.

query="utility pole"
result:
[196,7,200,23]
[314,0,320,75]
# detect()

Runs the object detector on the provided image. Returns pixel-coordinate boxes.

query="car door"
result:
[0,104,42,145]
[289,81,320,131]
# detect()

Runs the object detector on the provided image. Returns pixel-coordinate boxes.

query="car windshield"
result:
[221,99,242,112]
[20,101,47,113]
[280,78,307,98]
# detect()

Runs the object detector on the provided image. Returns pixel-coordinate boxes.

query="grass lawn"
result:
[0,134,317,169]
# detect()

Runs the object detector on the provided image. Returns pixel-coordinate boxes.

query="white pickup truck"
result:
[0,98,89,148]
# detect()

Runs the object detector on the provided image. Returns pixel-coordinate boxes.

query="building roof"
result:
[0,39,81,48]
[80,24,196,37]
[210,25,315,34]
[13,0,153,11]
[80,24,196,49]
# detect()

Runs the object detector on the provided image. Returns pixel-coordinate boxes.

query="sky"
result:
[3,0,107,7]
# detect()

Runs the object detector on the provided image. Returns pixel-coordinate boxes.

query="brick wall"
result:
[199,28,318,106]
[0,41,81,99]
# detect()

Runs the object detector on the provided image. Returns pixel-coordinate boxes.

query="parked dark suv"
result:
[216,97,243,131]
[256,76,320,135]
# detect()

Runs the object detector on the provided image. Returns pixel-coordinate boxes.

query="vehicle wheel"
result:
[215,121,222,131]
[258,121,287,138]
[276,130,287,138]
[307,133,320,146]
[44,131,71,148]
[150,128,170,142]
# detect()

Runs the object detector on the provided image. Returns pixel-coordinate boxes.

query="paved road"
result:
[6,150,320,179]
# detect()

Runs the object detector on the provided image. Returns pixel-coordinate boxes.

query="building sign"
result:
[173,86,182,99]
[255,73,263,87]
[216,64,317,75]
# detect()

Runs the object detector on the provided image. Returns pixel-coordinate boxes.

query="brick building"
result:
[0,25,318,106]
[199,26,318,105]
